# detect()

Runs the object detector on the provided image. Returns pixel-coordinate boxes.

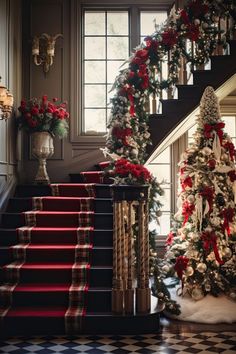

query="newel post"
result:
[111,185,150,314]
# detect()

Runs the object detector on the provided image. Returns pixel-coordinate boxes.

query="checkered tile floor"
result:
[0,332,235,353]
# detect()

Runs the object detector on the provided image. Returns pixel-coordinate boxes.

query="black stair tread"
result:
[11,284,111,291]
[4,262,113,268]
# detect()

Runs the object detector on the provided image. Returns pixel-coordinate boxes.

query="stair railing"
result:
[111,185,150,314]
[150,0,236,114]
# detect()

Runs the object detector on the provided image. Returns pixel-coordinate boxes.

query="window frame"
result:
[69,0,170,145]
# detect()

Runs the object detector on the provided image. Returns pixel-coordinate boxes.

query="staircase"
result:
[0,165,159,336]
[148,41,236,157]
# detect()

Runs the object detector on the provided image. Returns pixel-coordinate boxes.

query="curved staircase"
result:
[148,40,236,158]
[0,164,159,336]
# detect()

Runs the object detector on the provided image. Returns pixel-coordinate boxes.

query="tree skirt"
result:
[166,286,236,324]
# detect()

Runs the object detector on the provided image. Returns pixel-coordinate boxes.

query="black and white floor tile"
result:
[0,332,236,354]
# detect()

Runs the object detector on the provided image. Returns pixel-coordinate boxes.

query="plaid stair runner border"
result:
[77,227,93,245]
[65,226,93,334]
[17,226,33,243]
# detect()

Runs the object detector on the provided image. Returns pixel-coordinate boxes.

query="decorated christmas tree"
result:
[163,86,236,301]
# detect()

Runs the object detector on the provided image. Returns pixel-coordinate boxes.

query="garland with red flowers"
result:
[104,0,236,165]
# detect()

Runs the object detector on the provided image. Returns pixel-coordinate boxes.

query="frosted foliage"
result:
[199,86,221,125]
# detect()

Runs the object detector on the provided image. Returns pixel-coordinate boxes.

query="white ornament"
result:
[202,147,212,156]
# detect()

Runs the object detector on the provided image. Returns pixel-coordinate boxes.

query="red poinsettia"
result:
[112,127,133,146]
[144,36,159,51]
[131,49,149,65]
[166,231,174,246]
[186,23,200,41]
[180,9,190,24]
[182,201,195,225]
[161,29,178,48]
[114,158,152,185]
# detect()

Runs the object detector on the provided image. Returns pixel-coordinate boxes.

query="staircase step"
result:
[2,284,112,311]
[0,247,13,266]
[9,245,113,265]
[2,296,159,335]
[0,228,113,247]
[15,185,52,197]
[2,263,113,286]
[1,211,98,228]
[6,197,112,213]
[95,185,111,198]
[176,84,202,99]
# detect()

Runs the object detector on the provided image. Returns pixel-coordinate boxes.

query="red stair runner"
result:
[0,183,96,334]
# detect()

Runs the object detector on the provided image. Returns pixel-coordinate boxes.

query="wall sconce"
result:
[32,33,63,74]
[0,77,14,120]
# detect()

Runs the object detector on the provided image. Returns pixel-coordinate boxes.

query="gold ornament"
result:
[191,287,204,301]
[185,266,194,276]
[229,291,236,301]
[196,263,207,273]
[223,247,232,258]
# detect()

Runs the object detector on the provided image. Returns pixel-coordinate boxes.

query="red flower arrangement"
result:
[17,95,69,138]
[113,158,152,185]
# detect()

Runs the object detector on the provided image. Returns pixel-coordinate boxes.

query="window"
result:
[81,6,167,136]
[147,147,171,235]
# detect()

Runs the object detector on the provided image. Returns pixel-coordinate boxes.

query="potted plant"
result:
[17,95,69,183]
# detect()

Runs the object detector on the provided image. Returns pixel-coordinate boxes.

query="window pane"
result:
[84,61,106,83]
[107,84,114,105]
[84,37,105,59]
[150,147,170,163]
[155,212,171,235]
[85,85,106,107]
[107,61,123,83]
[85,12,105,35]
[159,188,171,211]
[107,12,128,35]
[107,37,129,59]
[223,116,236,137]
[84,109,106,133]
[140,12,167,36]
[148,164,170,183]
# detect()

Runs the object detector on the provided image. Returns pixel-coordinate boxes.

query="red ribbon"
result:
[181,176,192,190]
[174,256,189,280]
[201,231,224,265]
[223,141,236,161]
[204,122,225,143]
[182,201,195,225]
[199,186,214,212]
[221,207,234,236]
